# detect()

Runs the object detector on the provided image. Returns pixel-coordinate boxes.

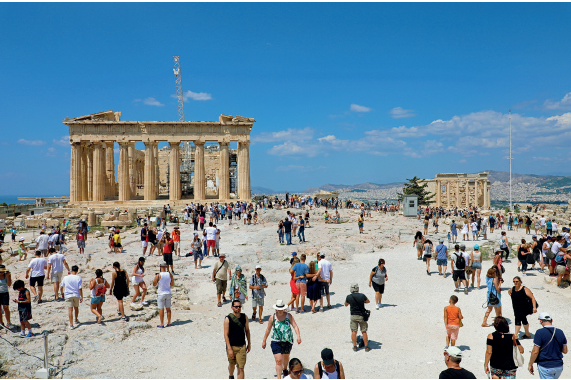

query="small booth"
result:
[403,194,418,217]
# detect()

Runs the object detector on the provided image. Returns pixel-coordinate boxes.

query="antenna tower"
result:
[509,110,512,211]
[173,56,185,122]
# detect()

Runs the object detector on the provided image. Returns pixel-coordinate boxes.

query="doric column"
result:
[153,143,160,197]
[118,142,131,201]
[474,178,479,207]
[86,145,93,200]
[144,142,155,200]
[456,180,460,207]
[128,142,137,197]
[219,141,230,200]
[81,143,88,201]
[70,142,82,203]
[169,141,181,201]
[92,142,105,202]
[436,179,441,207]
[105,142,115,198]
[464,180,469,207]
[238,140,251,200]
[194,140,205,201]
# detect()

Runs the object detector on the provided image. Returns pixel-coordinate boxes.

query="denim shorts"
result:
[271,340,293,355]
[437,259,447,266]
[91,295,105,304]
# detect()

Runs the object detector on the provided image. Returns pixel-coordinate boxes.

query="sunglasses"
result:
[513,280,521,283]
[232,305,242,308]
[292,370,303,376]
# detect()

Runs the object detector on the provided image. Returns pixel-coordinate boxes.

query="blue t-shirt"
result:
[450,223,457,233]
[436,244,448,260]
[534,326,567,368]
[292,262,309,283]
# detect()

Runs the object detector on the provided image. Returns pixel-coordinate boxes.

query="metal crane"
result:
[173,56,185,122]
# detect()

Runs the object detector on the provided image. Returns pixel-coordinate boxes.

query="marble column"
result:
[81,143,88,201]
[169,142,181,201]
[70,142,82,203]
[474,179,479,208]
[153,144,159,198]
[92,143,105,201]
[238,141,251,200]
[128,142,137,197]
[219,141,230,200]
[118,142,131,201]
[144,142,155,201]
[456,179,462,208]
[86,145,93,200]
[436,179,441,207]
[194,141,205,201]
[105,142,115,199]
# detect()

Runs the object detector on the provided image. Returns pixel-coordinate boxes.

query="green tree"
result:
[397,176,435,205]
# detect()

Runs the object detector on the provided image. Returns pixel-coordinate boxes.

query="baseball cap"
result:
[474,244,479,250]
[538,312,552,321]
[439,238,444,243]
[219,252,226,257]
[321,348,334,365]
[291,252,297,256]
[255,264,262,269]
[319,253,325,258]
[444,346,462,359]
[19,237,25,241]
[532,235,537,238]
[460,244,466,250]
[159,262,168,267]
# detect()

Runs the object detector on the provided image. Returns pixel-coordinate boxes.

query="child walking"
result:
[443,295,463,347]
[13,280,33,337]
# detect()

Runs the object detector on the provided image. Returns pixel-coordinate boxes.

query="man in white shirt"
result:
[214,226,221,257]
[153,262,174,327]
[316,253,333,310]
[26,251,47,303]
[205,222,218,257]
[470,221,478,241]
[46,247,70,301]
[540,216,547,234]
[35,232,50,257]
[60,265,83,329]
[481,216,489,240]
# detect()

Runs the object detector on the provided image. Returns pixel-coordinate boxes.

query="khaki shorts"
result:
[173,241,180,250]
[51,272,63,283]
[227,345,247,368]
[66,296,80,308]
[350,314,368,332]
[556,264,567,275]
[216,279,228,295]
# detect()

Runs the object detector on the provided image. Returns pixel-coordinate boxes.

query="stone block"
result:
[101,220,132,227]
[119,213,129,221]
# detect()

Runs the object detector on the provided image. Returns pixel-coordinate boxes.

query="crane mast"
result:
[173,56,185,122]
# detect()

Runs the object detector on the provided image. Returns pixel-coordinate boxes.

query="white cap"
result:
[538,312,552,321]
[444,346,462,358]
[19,237,25,241]
[255,264,262,269]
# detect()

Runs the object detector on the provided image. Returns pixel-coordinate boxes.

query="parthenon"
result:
[63,110,254,204]
[422,172,491,209]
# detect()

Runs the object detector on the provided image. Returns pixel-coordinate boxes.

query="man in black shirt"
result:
[224,300,251,379]
[283,218,293,245]
[439,346,476,379]
[344,283,370,352]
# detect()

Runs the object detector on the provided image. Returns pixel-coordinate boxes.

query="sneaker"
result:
[464,287,468,295]
[69,325,75,330]
[121,316,130,322]
[26,331,34,338]
[375,304,380,310]
[32,296,38,302]
[117,310,122,316]
[131,302,137,308]
[320,308,324,313]
[74,319,80,325]
[454,288,460,292]
[142,301,149,306]
[19,332,26,338]
[37,299,43,304]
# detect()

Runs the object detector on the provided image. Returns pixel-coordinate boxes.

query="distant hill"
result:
[251,186,279,195]
[486,170,571,187]
[303,181,403,193]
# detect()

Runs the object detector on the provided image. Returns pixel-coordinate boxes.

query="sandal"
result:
[259,318,263,324]
[365,346,371,352]
[217,302,222,307]
[352,346,358,352]
[252,311,256,320]
[157,325,164,328]
[166,324,173,327]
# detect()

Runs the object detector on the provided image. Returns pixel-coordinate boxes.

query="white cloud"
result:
[350,104,372,113]
[543,92,571,111]
[252,127,314,143]
[143,97,164,107]
[45,147,57,157]
[267,142,317,157]
[18,139,46,146]
[183,90,212,101]
[53,135,69,146]
[389,107,416,119]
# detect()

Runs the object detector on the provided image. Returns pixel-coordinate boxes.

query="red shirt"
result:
[163,239,174,254]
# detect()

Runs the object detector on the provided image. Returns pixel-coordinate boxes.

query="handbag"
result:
[512,334,525,367]
[465,265,473,275]
[459,318,464,328]
[488,290,500,306]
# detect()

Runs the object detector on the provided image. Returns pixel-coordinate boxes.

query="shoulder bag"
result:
[214,260,227,278]
[512,334,525,367]
[350,294,371,322]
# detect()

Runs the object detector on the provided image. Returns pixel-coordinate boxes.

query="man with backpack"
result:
[551,236,569,288]
[344,283,371,352]
[249,265,268,323]
[528,312,568,379]
[451,245,469,294]
[314,348,346,379]
[224,299,251,379]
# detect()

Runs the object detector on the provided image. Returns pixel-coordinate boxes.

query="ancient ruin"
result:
[422,172,491,208]
[63,110,254,204]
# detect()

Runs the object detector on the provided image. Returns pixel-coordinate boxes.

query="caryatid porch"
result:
[64,111,254,204]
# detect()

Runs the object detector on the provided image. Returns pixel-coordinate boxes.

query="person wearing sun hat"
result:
[262,299,302,379]
[314,348,345,379]
[528,312,568,378]
[440,346,475,379]
[18,237,28,261]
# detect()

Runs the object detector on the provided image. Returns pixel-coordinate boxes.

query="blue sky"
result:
[1,3,570,195]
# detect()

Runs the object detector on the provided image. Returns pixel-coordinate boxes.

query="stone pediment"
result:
[65,110,121,122]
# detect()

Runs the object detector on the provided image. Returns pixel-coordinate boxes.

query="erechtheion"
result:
[63,110,254,205]
[422,172,491,209]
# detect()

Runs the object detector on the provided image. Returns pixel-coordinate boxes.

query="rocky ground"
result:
[1,207,570,379]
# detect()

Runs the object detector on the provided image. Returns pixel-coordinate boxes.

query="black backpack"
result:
[454,253,466,270]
